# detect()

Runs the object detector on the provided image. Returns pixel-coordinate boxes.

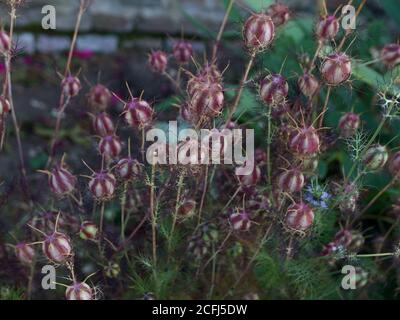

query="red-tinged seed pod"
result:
[79,221,98,240]
[189,82,224,117]
[338,112,360,138]
[380,43,400,68]
[278,169,305,193]
[42,232,72,263]
[123,98,153,128]
[61,75,81,97]
[362,144,388,171]
[65,282,93,300]
[321,242,337,256]
[315,15,339,40]
[298,73,319,98]
[88,84,112,110]
[389,151,400,178]
[229,209,251,231]
[148,50,168,73]
[172,40,193,64]
[88,171,116,200]
[180,103,193,122]
[320,52,351,86]
[93,112,114,137]
[99,134,122,158]
[333,229,352,247]
[260,74,289,105]
[49,165,76,196]
[288,126,320,156]
[0,31,10,54]
[15,242,35,265]
[116,157,141,180]
[243,13,275,51]
[198,63,222,83]
[254,148,268,165]
[285,202,314,231]
[266,2,290,27]
[177,198,196,219]
[238,164,261,187]
[0,96,10,116]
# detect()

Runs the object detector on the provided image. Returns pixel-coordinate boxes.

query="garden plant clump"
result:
[1,0,400,300]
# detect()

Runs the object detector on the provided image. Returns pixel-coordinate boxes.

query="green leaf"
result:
[243,0,273,11]
[379,0,400,26]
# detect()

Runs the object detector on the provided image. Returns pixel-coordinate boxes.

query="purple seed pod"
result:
[320,52,351,86]
[285,202,314,231]
[189,81,224,118]
[338,112,360,138]
[99,134,122,158]
[0,31,10,54]
[315,15,339,40]
[243,13,275,51]
[0,96,10,116]
[88,84,112,110]
[93,112,114,137]
[380,43,400,68]
[49,165,77,196]
[148,50,168,73]
[362,144,388,171]
[88,171,116,200]
[177,198,197,219]
[260,74,289,105]
[188,236,208,259]
[333,229,353,247]
[238,164,261,187]
[389,151,400,179]
[298,73,319,98]
[65,282,93,300]
[321,242,337,256]
[172,40,193,64]
[229,209,251,231]
[254,148,268,166]
[123,98,153,128]
[278,169,305,193]
[266,2,290,27]
[42,232,72,264]
[15,242,35,265]
[79,221,98,240]
[288,126,320,157]
[116,157,141,180]
[61,75,81,98]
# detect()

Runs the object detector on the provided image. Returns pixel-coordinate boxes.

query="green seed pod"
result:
[104,262,120,278]
[363,144,388,171]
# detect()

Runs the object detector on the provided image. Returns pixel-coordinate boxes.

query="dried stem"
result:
[212,0,235,61]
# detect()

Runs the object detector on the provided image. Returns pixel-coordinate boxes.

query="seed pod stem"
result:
[212,0,235,61]
[360,177,396,215]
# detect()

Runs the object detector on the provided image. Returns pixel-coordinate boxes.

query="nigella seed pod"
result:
[123,98,153,128]
[188,236,208,259]
[362,144,388,171]
[116,157,141,180]
[180,103,194,123]
[172,40,193,64]
[260,74,289,105]
[88,84,112,110]
[320,52,351,86]
[79,221,98,240]
[229,209,251,231]
[42,232,72,263]
[380,43,400,68]
[285,202,314,231]
[243,13,275,50]
[0,96,10,116]
[104,262,120,278]
[278,169,305,193]
[93,112,114,137]
[148,50,168,73]
[65,282,93,300]
[333,229,353,247]
[89,171,116,200]
[99,134,122,158]
[15,242,35,265]
[254,148,267,165]
[338,112,360,138]
[321,242,337,256]
[266,2,290,27]
[61,75,81,97]
[315,15,339,40]
[238,164,261,187]
[177,198,196,219]
[389,151,400,179]
[49,165,76,196]
[298,73,319,98]
[189,82,224,118]
[0,31,10,54]
[288,126,320,156]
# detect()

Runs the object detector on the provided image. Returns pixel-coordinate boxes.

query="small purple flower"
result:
[304,185,331,209]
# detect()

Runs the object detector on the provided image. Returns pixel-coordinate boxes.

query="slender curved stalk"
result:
[360,178,396,215]
[212,0,235,61]
[169,172,185,250]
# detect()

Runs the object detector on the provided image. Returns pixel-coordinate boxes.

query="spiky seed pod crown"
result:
[88,84,112,110]
[389,151,400,178]
[172,40,193,64]
[15,242,35,265]
[338,112,360,138]
[0,31,10,54]
[99,134,122,158]
[285,202,314,231]
[260,74,289,105]
[32,211,80,234]
[321,52,352,86]
[315,15,339,40]
[88,171,116,200]
[298,73,319,98]
[362,144,388,171]
[0,96,10,115]
[42,232,72,264]
[288,126,320,157]
[266,2,290,27]
[65,282,93,300]
[123,98,153,128]
[243,13,275,51]
[61,75,81,98]
[229,209,251,231]
[79,221,98,240]
[148,50,168,73]
[49,165,77,196]
[380,43,400,68]
[116,157,141,180]
[93,112,114,137]
[278,169,305,193]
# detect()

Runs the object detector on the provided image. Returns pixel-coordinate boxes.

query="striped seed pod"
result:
[389,151,400,179]
[315,15,339,40]
[260,74,289,105]
[285,202,314,231]
[116,157,141,180]
[189,81,224,118]
[278,169,305,193]
[266,2,290,27]
[288,126,320,157]
[0,96,10,116]
[15,242,35,265]
[61,75,81,98]
[229,209,251,231]
[49,165,76,196]
[380,43,400,69]
[0,31,10,54]
[172,40,193,64]
[238,164,261,187]
[42,232,72,263]
[88,84,112,110]
[93,112,114,137]
[243,13,275,50]
[320,52,351,86]
[65,282,93,300]
[88,171,116,200]
[362,144,388,171]
[123,98,153,128]
[298,73,319,98]
[148,50,168,73]
[79,221,98,240]
[98,134,122,158]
